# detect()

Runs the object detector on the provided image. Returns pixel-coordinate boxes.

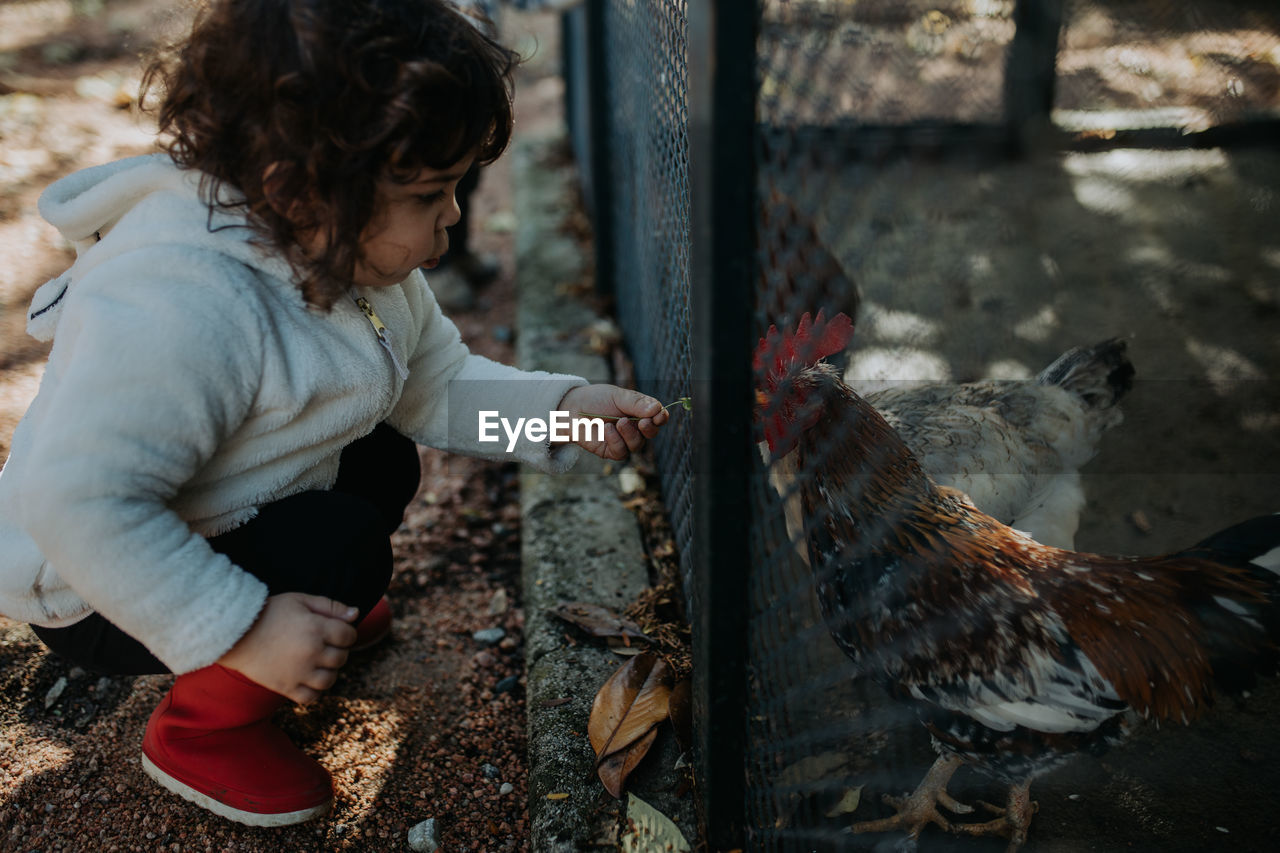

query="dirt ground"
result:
[0,2,568,850]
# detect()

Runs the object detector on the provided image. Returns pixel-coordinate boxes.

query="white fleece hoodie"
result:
[0,154,585,673]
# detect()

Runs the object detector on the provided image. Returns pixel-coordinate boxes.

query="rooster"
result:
[755,311,1280,851]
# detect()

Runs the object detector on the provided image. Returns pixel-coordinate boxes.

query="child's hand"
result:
[558,384,669,461]
[217,592,359,704]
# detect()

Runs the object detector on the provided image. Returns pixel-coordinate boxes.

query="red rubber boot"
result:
[352,595,392,651]
[141,664,332,826]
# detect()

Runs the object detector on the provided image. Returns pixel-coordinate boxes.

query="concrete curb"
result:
[513,132,696,849]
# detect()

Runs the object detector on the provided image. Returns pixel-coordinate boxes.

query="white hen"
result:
[861,339,1134,548]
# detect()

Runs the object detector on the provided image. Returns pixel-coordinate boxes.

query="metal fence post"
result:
[1005,0,1065,149]
[689,0,756,847]
[561,9,580,149]
[584,0,616,298]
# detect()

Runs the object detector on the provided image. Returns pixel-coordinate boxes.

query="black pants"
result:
[31,424,421,675]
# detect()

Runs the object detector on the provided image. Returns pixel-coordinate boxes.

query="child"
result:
[0,0,665,828]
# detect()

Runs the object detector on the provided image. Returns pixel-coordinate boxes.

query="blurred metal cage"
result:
[568,0,1280,848]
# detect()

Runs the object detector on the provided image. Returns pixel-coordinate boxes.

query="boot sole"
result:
[352,625,391,652]
[141,752,331,827]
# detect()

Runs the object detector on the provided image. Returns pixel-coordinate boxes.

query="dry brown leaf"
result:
[1129,509,1153,534]
[652,539,676,559]
[552,601,651,644]
[597,725,660,799]
[588,653,672,762]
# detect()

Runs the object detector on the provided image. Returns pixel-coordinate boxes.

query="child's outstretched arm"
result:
[558,385,670,461]
[217,593,359,704]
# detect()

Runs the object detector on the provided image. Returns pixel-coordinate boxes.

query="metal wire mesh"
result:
[1056,0,1280,128]
[747,0,1280,849]
[566,0,1280,847]
[590,0,694,586]
[562,7,594,216]
[759,0,1013,125]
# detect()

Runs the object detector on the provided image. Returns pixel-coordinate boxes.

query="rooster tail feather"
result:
[1037,338,1135,410]
[1184,513,1280,576]
[1180,513,1280,690]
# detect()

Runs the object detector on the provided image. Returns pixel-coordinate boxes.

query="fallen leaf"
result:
[488,587,509,616]
[1129,509,1153,534]
[588,653,673,797]
[620,793,691,852]
[824,786,863,817]
[589,653,672,760]
[773,751,855,828]
[777,751,851,786]
[44,676,67,710]
[618,466,645,495]
[584,318,622,355]
[651,539,676,559]
[598,725,659,799]
[552,601,650,644]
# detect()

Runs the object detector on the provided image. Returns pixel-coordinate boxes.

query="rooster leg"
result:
[848,754,973,840]
[947,779,1038,852]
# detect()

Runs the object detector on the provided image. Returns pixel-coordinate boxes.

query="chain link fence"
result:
[564,1,693,586]
[567,0,1280,847]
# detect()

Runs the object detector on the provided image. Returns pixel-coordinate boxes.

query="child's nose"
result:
[442,195,462,228]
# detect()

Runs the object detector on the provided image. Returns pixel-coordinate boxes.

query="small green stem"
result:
[576,396,692,421]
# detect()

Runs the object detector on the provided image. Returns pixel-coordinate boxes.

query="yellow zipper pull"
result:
[354,296,386,335]
[353,294,409,380]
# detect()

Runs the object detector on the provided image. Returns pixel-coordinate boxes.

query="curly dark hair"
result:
[143,0,518,309]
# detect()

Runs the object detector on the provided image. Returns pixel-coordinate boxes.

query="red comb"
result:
[753,310,854,379]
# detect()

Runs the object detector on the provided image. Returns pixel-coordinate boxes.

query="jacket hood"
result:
[28,154,296,341]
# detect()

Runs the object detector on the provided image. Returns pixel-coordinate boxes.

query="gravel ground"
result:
[0,3,569,850]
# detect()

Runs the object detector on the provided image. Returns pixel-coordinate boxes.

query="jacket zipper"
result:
[352,293,410,380]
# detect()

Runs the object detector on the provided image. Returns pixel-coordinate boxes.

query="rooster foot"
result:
[948,780,1037,853]
[848,755,974,842]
